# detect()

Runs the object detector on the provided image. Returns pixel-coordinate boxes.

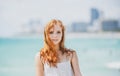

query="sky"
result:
[0,0,120,37]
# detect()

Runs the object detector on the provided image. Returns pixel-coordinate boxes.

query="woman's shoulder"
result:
[65,48,77,57]
[35,51,44,64]
[66,48,78,57]
[65,48,76,53]
[35,52,40,60]
[35,48,44,58]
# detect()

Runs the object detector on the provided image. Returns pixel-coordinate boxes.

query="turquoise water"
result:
[0,37,120,76]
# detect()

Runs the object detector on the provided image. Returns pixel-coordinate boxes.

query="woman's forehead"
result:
[50,25,62,31]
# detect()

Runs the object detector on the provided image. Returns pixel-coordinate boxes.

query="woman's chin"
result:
[53,42,59,45]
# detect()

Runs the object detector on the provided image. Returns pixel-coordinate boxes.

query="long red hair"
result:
[40,19,67,67]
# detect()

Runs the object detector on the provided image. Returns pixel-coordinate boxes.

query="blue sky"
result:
[0,0,120,37]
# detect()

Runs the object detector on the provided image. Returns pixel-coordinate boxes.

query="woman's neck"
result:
[54,44,60,51]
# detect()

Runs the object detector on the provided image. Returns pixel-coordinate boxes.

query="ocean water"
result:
[0,37,120,76]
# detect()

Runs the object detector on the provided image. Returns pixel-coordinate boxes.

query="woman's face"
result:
[49,25,62,45]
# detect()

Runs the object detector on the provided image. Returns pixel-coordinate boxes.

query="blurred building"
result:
[118,19,120,28]
[71,22,88,32]
[88,8,103,32]
[21,19,44,34]
[90,8,100,25]
[102,20,120,31]
[71,8,101,33]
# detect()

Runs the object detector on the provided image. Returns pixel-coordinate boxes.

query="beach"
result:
[0,32,120,76]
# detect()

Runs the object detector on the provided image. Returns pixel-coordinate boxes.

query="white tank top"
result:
[44,60,73,76]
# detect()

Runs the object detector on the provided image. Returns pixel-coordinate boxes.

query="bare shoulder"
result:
[68,49,78,61]
[66,48,77,56]
[65,48,78,61]
[35,52,40,59]
[35,52,44,76]
[35,52,41,62]
[35,51,44,67]
[72,50,77,57]
[66,49,82,76]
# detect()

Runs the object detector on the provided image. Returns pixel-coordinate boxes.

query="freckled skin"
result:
[49,25,62,45]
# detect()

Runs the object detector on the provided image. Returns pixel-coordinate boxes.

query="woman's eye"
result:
[57,31,61,34]
[49,31,54,34]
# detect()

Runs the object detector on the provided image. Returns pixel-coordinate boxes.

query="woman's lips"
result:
[52,39,58,41]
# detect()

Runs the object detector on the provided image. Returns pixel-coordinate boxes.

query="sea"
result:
[0,36,120,76]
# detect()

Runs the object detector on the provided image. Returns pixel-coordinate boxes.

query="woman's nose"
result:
[53,33,57,38]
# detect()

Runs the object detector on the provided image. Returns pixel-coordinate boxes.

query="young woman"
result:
[35,19,82,76]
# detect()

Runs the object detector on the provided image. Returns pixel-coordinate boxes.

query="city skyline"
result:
[0,0,120,37]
